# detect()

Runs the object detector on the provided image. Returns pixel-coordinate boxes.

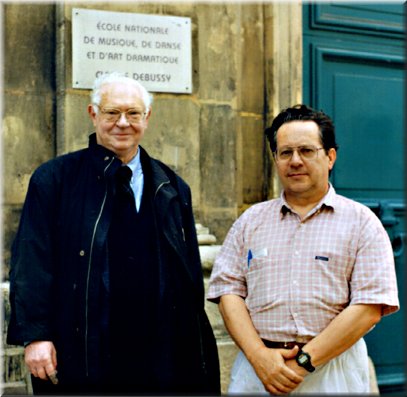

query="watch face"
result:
[298,354,308,365]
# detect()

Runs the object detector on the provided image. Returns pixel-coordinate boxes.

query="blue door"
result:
[303,3,405,395]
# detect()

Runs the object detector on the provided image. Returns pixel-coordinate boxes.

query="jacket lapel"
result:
[140,147,195,283]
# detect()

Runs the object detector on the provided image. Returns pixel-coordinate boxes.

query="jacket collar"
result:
[88,133,122,176]
[138,146,175,201]
[87,133,177,201]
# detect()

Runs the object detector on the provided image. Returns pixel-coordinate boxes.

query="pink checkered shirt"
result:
[207,185,399,342]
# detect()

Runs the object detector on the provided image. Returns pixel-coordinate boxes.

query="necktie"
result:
[115,166,135,205]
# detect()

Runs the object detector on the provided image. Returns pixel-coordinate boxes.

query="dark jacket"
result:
[7,134,220,394]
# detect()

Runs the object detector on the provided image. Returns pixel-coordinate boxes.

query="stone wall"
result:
[3,3,56,278]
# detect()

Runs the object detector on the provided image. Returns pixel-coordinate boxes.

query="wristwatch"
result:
[295,350,315,372]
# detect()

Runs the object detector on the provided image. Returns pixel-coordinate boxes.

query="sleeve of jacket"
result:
[175,176,206,307]
[7,163,59,345]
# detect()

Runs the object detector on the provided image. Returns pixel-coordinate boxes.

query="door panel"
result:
[311,44,405,199]
[363,201,405,390]
[311,3,404,36]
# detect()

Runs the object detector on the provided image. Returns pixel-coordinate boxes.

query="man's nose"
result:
[290,149,303,164]
[116,113,130,126]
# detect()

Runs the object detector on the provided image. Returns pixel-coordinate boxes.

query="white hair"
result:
[90,72,153,112]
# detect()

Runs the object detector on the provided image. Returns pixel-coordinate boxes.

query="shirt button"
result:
[79,250,85,256]
[104,156,110,161]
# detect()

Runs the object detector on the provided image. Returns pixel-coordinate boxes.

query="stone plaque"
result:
[72,8,192,93]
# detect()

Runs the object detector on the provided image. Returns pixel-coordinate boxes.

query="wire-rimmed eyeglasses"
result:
[274,145,325,162]
[96,106,147,124]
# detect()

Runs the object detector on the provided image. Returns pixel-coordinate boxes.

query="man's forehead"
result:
[277,120,321,144]
[99,82,145,106]
[280,119,318,129]
[100,81,140,95]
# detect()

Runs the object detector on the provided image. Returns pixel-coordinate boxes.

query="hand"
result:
[285,357,310,392]
[249,345,304,395]
[286,357,310,377]
[25,341,58,384]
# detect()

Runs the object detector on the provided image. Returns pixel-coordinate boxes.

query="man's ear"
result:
[328,148,337,171]
[88,104,97,126]
[144,107,152,126]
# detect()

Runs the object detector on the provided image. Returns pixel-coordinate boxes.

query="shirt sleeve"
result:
[206,213,249,303]
[349,206,399,316]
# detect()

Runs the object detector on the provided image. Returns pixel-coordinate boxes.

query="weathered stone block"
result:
[240,4,266,114]
[2,283,11,343]
[240,116,267,204]
[3,95,54,205]
[143,97,201,208]
[203,209,237,245]
[200,245,221,273]
[196,4,239,102]
[200,104,236,208]
[57,93,94,155]
[4,4,55,92]
[2,207,22,278]
[197,234,217,245]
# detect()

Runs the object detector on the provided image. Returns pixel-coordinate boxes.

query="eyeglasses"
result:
[97,106,147,124]
[274,145,325,162]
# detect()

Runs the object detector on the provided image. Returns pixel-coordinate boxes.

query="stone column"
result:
[264,1,303,199]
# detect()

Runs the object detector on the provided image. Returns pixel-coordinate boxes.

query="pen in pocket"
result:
[247,248,268,267]
[247,249,253,268]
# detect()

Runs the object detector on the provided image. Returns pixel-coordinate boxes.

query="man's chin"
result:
[286,180,309,190]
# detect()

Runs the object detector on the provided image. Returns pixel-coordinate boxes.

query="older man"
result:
[207,104,399,394]
[7,72,220,395]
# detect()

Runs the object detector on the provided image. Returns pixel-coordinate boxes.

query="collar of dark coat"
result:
[87,133,176,199]
[138,145,177,204]
[87,133,122,176]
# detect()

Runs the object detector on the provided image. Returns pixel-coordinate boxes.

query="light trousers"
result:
[228,338,370,394]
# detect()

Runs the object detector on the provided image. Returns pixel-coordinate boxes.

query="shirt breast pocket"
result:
[311,252,352,306]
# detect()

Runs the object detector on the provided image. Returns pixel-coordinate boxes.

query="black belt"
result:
[262,339,307,350]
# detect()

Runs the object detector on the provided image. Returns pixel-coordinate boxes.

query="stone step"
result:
[199,245,221,272]
[2,380,30,395]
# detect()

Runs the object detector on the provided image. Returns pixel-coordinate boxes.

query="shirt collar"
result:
[124,148,142,176]
[280,183,336,217]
